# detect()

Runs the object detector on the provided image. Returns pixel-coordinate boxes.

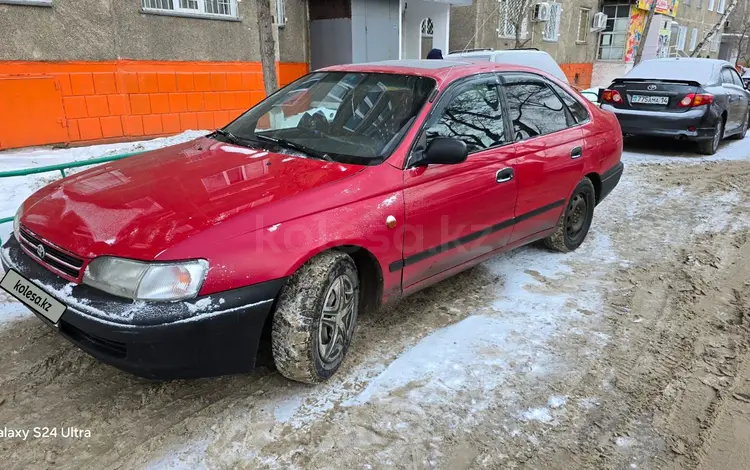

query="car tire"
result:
[543,177,596,253]
[698,119,724,155]
[730,113,748,140]
[271,250,359,384]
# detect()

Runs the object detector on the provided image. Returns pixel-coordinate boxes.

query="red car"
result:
[1,60,623,383]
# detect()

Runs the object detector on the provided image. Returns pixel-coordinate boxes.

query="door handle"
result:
[571,146,583,159]
[496,167,514,183]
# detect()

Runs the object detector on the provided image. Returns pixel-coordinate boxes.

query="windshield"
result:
[223,72,436,165]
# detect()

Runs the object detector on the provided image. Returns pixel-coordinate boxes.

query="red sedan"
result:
[1,60,623,383]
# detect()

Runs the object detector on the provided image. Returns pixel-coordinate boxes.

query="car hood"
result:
[20,137,364,260]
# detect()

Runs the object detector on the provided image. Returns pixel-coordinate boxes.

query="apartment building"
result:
[592,0,725,86]
[450,0,728,88]
[0,0,309,150]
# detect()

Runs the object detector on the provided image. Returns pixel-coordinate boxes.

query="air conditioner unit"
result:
[592,12,607,31]
[533,3,551,22]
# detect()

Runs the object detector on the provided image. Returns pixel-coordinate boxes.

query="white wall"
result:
[592,62,633,88]
[402,0,450,59]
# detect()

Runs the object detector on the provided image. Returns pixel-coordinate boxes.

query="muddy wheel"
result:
[271,251,359,384]
[698,119,724,155]
[543,177,596,253]
[730,113,748,140]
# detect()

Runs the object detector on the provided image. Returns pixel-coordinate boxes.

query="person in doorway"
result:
[426,48,443,60]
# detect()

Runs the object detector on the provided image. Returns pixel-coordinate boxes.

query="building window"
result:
[141,0,237,18]
[717,0,726,13]
[276,0,286,26]
[421,18,434,37]
[684,0,690,5]
[708,0,715,11]
[498,0,528,39]
[597,4,630,61]
[542,3,562,42]
[577,8,590,43]
[677,25,688,51]
[696,0,703,8]
[689,28,698,51]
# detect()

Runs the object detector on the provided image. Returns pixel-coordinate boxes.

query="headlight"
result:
[13,206,22,240]
[83,257,208,301]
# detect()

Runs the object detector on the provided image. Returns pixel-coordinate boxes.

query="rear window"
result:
[626,60,715,84]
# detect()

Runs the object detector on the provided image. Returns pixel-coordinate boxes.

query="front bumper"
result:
[1,235,286,379]
[602,105,716,140]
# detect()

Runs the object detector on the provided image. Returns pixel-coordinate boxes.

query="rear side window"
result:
[549,83,590,123]
[721,69,735,85]
[730,69,744,87]
[425,83,507,153]
[503,77,570,140]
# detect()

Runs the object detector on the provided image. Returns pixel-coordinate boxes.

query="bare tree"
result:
[736,22,750,66]
[690,0,739,57]
[633,1,657,65]
[512,0,533,49]
[257,0,279,95]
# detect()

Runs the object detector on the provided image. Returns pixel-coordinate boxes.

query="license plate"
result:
[1,269,66,323]
[631,95,669,105]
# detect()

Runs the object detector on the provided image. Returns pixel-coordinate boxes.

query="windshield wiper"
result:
[254,134,333,162]
[214,128,243,145]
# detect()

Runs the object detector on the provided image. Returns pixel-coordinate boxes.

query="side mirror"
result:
[418,137,468,166]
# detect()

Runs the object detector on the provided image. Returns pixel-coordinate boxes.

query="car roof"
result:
[626,58,732,84]
[444,49,568,83]
[320,59,568,86]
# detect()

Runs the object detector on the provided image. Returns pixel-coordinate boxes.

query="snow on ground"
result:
[0,132,748,468]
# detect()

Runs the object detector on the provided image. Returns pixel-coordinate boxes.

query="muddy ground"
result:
[1,138,750,469]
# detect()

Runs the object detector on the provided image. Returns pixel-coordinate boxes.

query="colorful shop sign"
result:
[636,0,679,17]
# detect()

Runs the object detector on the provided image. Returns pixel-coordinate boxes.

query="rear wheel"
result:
[698,119,724,155]
[272,251,359,384]
[543,177,596,253]
[730,113,748,140]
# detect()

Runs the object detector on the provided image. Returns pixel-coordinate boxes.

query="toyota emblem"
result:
[36,244,45,259]
[647,84,657,91]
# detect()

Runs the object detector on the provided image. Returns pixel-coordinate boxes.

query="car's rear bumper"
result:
[602,105,716,140]
[1,235,286,380]
[598,161,624,204]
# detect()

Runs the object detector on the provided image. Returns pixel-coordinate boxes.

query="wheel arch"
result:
[585,172,602,204]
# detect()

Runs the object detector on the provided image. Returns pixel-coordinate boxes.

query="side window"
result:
[730,70,744,88]
[504,78,570,141]
[721,69,735,85]
[549,82,590,123]
[425,83,507,153]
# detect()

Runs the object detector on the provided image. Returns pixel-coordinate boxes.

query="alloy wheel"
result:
[318,274,356,365]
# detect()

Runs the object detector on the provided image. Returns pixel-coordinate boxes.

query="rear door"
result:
[501,73,585,244]
[721,67,746,132]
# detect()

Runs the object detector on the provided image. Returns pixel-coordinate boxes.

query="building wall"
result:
[449,0,601,88]
[0,0,309,150]
[674,0,724,58]
[403,0,450,60]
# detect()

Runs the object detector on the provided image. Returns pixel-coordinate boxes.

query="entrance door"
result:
[363,0,400,62]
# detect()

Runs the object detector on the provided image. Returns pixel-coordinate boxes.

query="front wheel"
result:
[272,251,359,384]
[542,177,596,253]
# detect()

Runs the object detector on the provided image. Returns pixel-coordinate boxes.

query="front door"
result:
[401,76,518,289]
[501,73,585,244]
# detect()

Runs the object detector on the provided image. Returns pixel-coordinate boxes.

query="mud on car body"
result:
[1,59,623,383]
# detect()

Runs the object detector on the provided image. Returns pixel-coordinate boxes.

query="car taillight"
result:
[677,93,714,108]
[602,89,623,104]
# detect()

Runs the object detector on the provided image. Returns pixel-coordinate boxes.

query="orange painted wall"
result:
[0,60,309,150]
[559,63,594,90]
